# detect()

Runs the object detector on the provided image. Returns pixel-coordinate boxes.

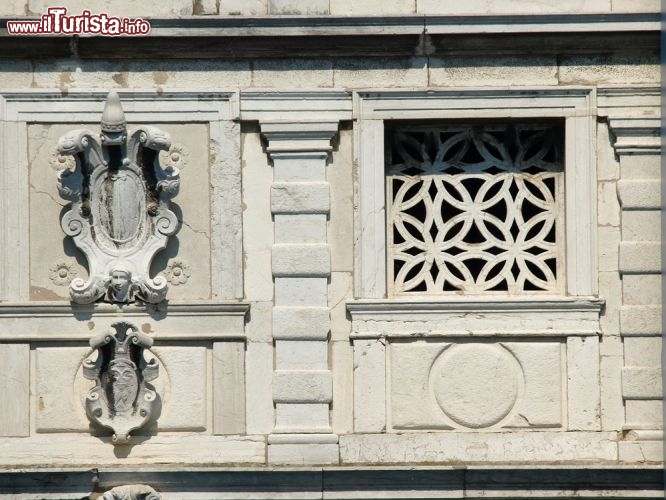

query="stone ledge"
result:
[0,465,662,499]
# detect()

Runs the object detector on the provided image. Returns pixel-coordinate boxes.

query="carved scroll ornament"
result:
[83,322,159,445]
[56,91,180,304]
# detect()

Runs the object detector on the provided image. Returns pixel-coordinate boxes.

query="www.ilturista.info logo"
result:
[7,7,151,36]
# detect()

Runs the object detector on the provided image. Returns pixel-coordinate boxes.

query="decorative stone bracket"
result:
[83,322,159,445]
[56,91,180,305]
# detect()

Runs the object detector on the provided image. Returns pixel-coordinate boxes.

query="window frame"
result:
[353,88,597,299]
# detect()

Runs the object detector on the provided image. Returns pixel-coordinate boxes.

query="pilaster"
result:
[261,120,340,465]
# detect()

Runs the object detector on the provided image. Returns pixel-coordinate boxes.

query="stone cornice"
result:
[0,13,657,59]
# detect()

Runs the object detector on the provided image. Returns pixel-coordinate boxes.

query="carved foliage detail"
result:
[55,91,180,305]
[102,484,161,500]
[83,322,159,445]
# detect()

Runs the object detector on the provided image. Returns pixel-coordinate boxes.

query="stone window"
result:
[385,121,565,296]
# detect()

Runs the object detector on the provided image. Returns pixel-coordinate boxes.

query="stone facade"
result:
[0,1,662,498]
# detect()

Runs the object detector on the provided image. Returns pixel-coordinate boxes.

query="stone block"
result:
[273,370,333,403]
[353,339,386,433]
[619,242,660,274]
[274,403,331,432]
[0,60,33,89]
[28,0,192,17]
[252,59,333,88]
[244,341,274,435]
[194,0,217,14]
[35,346,91,433]
[567,336,601,430]
[213,341,246,435]
[331,340,354,434]
[391,341,562,430]
[126,60,252,90]
[600,355,624,431]
[334,57,427,88]
[273,306,330,340]
[597,181,620,227]
[625,400,662,427]
[273,157,327,183]
[418,0,609,13]
[271,182,330,215]
[329,271,353,342]
[597,122,619,181]
[276,340,328,370]
[275,277,328,307]
[597,226,620,272]
[559,55,659,85]
[622,367,662,399]
[622,274,661,305]
[275,214,327,243]
[330,0,414,14]
[429,56,558,87]
[611,0,659,12]
[598,271,621,336]
[0,344,29,437]
[624,336,662,366]
[272,244,331,276]
[32,59,128,91]
[268,443,339,465]
[339,432,618,464]
[242,126,274,302]
[220,0,268,15]
[619,441,663,463]
[0,0,24,16]
[619,155,661,180]
[599,334,623,357]
[152,346,207,431]
[617,179,660,210]
[329,128,354,272]
[622,210,661,242]
[621,305,661,335]
[246,300,273,343]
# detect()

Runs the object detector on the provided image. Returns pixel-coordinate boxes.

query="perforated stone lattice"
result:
[386,122,564,294]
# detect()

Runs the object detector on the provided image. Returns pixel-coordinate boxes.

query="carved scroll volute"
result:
[83,322,159,445]
[55,91,180,305]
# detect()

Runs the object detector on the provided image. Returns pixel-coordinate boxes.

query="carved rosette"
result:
[83,322,159,445]
[55,91,180,305]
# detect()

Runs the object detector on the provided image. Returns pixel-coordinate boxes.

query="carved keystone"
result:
[83,322,159,445]
[55,91,180,305]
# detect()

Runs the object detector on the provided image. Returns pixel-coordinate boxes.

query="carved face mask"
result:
[111,269,131,294]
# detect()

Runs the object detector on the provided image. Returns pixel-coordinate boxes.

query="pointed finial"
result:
[101,91,126,133]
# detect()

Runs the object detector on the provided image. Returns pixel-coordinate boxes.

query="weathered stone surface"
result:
[275,214,327,243]
[331,340,354,434]
[276,341,328,370]
[274,403,331,432]
[597,226,620,273]
[419,0,610,13]
[126,60,252,89]
[599,271,621,336]
[625,400,662,427]
[622,274,661,305]
[353,339,386,433]
[273,370,333,403]
[273,307,330,340]
[0,344,29,437]
[567,336,601,430]
[621,305,662,335]
[622,367,662,399]
[0,60,33,88]
[619,441,663,463]
[0,435,265,466]
[275,277,328,306]
[334,58,427,88]
[619,242,660,274]
[194,0,217,14]
[340,432,618,463]
[619,155,661,180]
[430,56,557,87]
[268,443,339,466]
[597,122,620,181]
[600,355,624,431]
[598,181,620,227]
[28,0,192,17]
[611,0,659,11]
[271,182,330,214]
[390,341,562,430]
[244,341,274,435]
[622,210,661,242]
[617,180,660,210]
[559,55,659,85]
[330,0,415,14]
[253,59,333,88]
[272,244,331,276]
[213,341,246,435]
[624,336,662,366]
[329,271,353,342]
[220,0,268,15]
[0,0,25,16]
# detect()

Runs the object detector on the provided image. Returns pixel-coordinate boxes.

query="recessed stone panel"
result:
[390,340,562,430]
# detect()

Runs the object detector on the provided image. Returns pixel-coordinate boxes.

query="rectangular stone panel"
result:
[271,182,330,214]
[274,403,331,433]
[621,305,661,335]
[273,307,330,340]
[0,344,29,436]
[625,399,662,427]
[275,214,327,243]
[390,340,562,430]
[567,336,600,430]
[353,339,386,433]
[622,275,661,305]
[617,179,660,210]
[622,210,661,241]
[619,242,661,274]
[213,341,246,435]
[275,341,328,370]
[622,367,662,399]
[624,336,662,366]
[275,277,328,307]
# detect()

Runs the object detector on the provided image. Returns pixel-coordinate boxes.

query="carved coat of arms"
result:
[83,322,159,444]
[56,91,180,304]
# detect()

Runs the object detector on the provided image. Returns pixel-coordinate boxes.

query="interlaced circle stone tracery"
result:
[386,122,564,295]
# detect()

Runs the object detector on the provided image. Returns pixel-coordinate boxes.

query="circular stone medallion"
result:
[430,344,522,429]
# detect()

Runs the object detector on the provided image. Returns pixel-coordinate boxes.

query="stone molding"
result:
[598,86,660,155]
[353,87,597,298]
